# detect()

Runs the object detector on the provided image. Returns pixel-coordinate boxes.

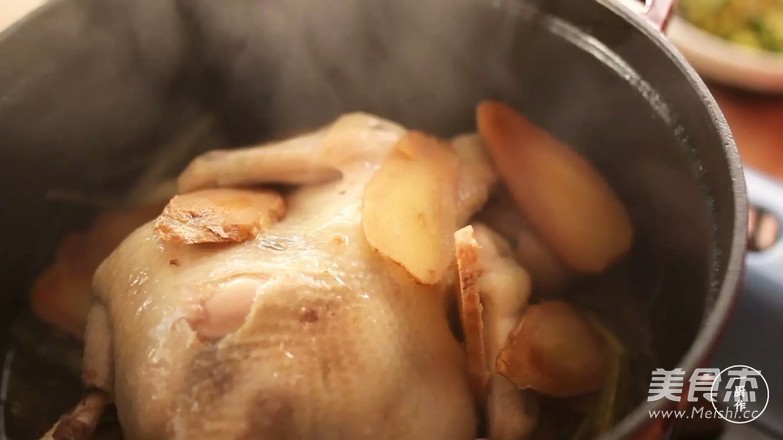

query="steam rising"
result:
[179,0,539,141]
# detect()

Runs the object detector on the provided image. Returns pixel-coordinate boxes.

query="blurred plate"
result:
[667,16,783,93]
[0,0,47,31]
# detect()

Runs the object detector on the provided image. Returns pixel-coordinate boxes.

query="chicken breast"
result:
[76,113,496,440]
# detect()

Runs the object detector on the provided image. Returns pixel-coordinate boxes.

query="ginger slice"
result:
[455,225,489,402]
[154,188,285,245]
[458,224,538,439]
[362,131,459,285]
[496,301,610,398]
[476,101,633,273]
[30,204,163,339]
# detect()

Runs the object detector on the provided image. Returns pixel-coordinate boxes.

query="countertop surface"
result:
[711,86,783,180]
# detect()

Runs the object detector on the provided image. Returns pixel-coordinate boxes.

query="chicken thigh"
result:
[66,113,497,440]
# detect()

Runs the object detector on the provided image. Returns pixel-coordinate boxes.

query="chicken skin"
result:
[61,113,497,440]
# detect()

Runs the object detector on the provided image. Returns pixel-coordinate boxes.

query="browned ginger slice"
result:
[496,300,610,398]
[30,204,163,339]
[362,131,460,285]
[454,225,488,402]
[154,188,285,244]
[476,100,633,274]
[456,224,539,440]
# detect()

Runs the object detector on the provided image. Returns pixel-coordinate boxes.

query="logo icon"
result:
[710,365,769,424]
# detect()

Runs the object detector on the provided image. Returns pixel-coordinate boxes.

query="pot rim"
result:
[0,0,750,438]
[595,0,748,438]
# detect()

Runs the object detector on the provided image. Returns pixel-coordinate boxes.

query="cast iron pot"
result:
[0,0,754,438]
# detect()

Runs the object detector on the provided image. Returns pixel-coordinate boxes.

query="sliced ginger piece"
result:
[154,188,285,245]
[362,131,459,285]
[455,225,489,402]
[496,301,610,398]
[476,101,633,273]
[30,204,163,340]
[461,224,538,439]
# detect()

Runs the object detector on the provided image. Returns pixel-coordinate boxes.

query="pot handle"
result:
[615,0,676,32]
[744,168,783,291]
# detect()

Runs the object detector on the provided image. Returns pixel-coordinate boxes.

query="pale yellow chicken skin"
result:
[77,114,497,440]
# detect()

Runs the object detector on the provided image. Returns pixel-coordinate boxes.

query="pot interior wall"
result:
[0,0,737,437]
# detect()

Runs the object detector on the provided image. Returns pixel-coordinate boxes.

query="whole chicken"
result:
[45,113,498,440]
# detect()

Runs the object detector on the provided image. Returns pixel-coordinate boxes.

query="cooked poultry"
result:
[58,113,498,440]
[177,128,340,191]
[33,102,639,440]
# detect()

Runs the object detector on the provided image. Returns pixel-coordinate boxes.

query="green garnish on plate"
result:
[678,0,783,52]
